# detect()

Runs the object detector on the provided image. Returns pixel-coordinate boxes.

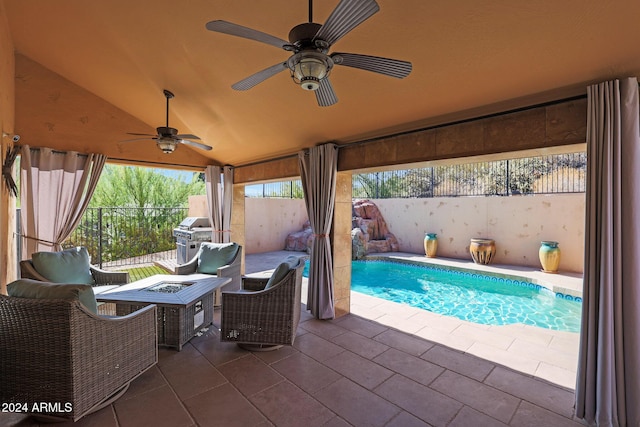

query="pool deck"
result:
[246,250,582,390]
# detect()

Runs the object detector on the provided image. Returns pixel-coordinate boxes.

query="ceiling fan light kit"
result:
[289,51,333,91]
[205,0,412,106]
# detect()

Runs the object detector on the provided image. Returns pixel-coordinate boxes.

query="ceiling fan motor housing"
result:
[286,23,333,91]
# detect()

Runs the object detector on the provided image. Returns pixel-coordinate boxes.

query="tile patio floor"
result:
[2,251,585,427]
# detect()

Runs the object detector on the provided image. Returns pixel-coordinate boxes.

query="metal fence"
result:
[245,181,304,198]
[243,152,586,199]
[62,207,188,268]
[353,152,586,198]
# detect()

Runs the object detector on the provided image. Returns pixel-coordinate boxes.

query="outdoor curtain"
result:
[298,143,337,319]
[20,146,106,258]
[575,77,640,426]
[205,165,233,243]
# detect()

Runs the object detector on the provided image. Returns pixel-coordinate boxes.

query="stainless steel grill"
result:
[173,217,212,264]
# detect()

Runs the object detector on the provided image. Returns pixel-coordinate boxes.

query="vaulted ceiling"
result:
[4,0,640,168]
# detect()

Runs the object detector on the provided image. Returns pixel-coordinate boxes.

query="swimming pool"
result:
[307,260,582,332]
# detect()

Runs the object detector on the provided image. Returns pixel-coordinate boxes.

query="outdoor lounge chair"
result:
[175,242,242,304]
[20,246,129,290]
[0,279,157,422]
[220,255,304,350]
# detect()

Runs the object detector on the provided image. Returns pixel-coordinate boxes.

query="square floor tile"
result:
[374,348,444,386]
[272,352,342,394]
[421,345,495,382]
[217,354,284,396]
[315,377,401,427]
[373,329,434,356]
[293,332,345,362]
[330,330,389,359]
[250,381,334,427]
[113,384,194,427]
[184,383,268,427]
[324,350,394,389]
[430,370,520,423]
[374,374,462,426]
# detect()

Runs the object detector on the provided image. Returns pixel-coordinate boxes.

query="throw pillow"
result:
[196,242,239,274]
[7,278,98,314]
[32,247,95,285]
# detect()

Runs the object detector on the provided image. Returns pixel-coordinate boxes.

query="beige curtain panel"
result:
[20,146,106,258]
[575,77,640,426]
[205,165,233,244]
[298,143,338,320]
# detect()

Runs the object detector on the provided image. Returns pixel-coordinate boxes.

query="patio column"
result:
[333,171,352,317]
[231,183,246,274]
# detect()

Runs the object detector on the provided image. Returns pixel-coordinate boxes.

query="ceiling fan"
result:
[121,89,212,154]
[205,0,412,107]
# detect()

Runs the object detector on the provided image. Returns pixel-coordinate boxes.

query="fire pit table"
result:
[97,274,230,350]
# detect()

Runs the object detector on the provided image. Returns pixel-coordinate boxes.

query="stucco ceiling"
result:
[4,0,640,167]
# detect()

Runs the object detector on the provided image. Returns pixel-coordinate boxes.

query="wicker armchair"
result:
[0,294,157,422]
[175,243,242,304]
[20,248,129,287]
[220,256,304,350]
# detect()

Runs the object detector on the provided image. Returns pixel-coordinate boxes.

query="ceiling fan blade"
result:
[205,20,289,49]
[180,139,212,151]
[175,134,201,140]
[316,78,338,107]
[231,62,288,91]
[120,137,157,143]
[126,132,157,137]
[314,0,379,46]
[331,52,412,78]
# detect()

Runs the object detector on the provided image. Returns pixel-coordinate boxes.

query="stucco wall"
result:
[191,192,585,273]
[244,198,308,253]
[189,195,308,254]
[374,194,585,273]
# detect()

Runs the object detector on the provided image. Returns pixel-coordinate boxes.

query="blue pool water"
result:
[305,260,582,332]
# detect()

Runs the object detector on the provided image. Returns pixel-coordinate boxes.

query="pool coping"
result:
[364,252,584,299]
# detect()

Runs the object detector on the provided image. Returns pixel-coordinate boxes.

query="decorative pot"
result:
[424,233,438,258]
[539,241,561,273]
[469,238,496,265]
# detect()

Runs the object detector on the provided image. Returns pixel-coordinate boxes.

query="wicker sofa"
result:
[220,256,304,350]
[0,280,157,422]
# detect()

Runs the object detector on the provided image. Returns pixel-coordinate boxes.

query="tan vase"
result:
[539,241,561,273]
[469,238,496,265]
[424,233,438,257]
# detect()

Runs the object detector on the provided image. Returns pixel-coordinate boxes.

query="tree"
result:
[90,165,205,208]
[67,165,206,263]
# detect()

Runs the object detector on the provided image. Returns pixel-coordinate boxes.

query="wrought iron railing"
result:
[244,152,586,199]
[352,152,586,198]
[62,207,188,268]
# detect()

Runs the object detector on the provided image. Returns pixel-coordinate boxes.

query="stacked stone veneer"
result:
[284,199,398,260]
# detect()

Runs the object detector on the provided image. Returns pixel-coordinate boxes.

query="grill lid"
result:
[178,217,210,230]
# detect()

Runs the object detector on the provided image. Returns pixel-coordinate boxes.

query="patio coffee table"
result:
[97,274,230,350]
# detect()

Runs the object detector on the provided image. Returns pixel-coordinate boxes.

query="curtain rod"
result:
[107,157,211,171]
[233,93,588,169]
[25,146,89,157]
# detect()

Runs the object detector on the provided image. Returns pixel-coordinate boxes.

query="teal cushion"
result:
[7,279,98,314]
[196,243,239,274]
[284,255,301,269]
[32,247,95,285]
[264,262,291,290]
